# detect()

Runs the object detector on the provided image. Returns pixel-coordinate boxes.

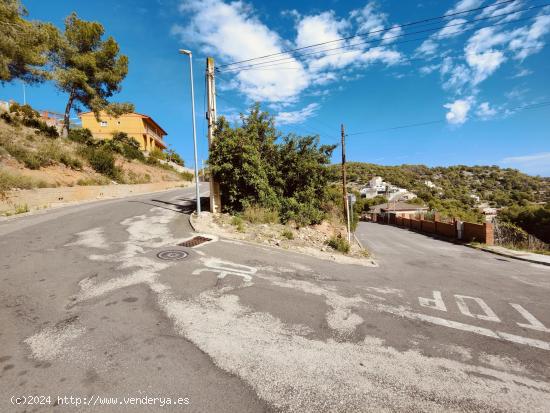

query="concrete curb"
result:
[188,213,198,232]
[466,244,550,267]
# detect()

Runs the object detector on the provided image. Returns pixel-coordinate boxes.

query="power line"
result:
[218,0,520,68]
[218,6,546,73]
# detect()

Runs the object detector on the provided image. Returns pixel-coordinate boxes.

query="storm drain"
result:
[157,250,189,261]
[178,236,212,248]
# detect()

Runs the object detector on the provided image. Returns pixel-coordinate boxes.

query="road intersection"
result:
[1,185,549,412]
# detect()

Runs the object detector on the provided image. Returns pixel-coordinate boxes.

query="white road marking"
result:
[454,295,500,323]
[383,306,550,351]
[419,290,447,312]
[510,303,550,333]
[192,258,257,282]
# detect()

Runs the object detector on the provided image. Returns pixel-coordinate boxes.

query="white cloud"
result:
[444,98,473,124]
[509,13,550,60]
[351,3,387,35]
[479,0,526,24]
[502,152,550,163]
[419,64,440,75]
[476,102,497,119]
[275,103,320,125]
[446,0,483,15]
[465,49,506,85]
[416,39,438,56]
[436,18,468,39]
[501,152,550,175]
[172,0,310,103]
[382,25,403,44]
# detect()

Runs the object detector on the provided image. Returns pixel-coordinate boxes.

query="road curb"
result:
[466,244,550,267]
[188,213,198,232]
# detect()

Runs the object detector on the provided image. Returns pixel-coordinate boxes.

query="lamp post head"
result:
[179,49,192,56]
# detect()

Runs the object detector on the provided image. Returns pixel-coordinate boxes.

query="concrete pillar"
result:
[484,222,494,245]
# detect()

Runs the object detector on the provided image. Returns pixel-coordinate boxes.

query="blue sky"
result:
[1,0,549,176]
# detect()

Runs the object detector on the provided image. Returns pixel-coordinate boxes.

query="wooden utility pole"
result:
[341,124,351,242]
[206,57,221,213]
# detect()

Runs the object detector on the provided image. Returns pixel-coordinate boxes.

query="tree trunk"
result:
[62,89,75,137]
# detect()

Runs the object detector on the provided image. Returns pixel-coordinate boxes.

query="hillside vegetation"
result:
[0,105,191,195]
[329,162,549,226]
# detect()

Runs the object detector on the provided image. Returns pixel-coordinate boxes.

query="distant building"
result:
[0,100,10,112]
[38,110,65,133]
[369,201,429,217]
[360,176,417,201]
[80,111,167,152]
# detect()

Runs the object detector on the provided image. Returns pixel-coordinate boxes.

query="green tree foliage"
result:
[50,13,130,134]
[0,0,57,83]
[209,104,336,226]
[330,162,549,223]
[166,149,184,166]
[499,203,550,243]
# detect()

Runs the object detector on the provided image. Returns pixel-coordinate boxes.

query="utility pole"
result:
[341,124,351,243]
[206,57,222,213]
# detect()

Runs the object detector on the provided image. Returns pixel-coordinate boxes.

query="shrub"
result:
[179,171,194,181]
[84,147,120,180]
[230,215,245,232]
[243,204,279,224]
[281,229,294,240]
[68,128,95,145]
[8,103,59,138]
[209,104,335,227]
[327,234,350,254]
[149,148,166,161]
[60,153,82,170]
[107,132,144,161]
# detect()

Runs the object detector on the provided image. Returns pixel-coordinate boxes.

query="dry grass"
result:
[243,205,280,224]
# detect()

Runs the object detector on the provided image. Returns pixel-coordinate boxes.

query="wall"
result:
[1,181,191,215]
[375,213,493,245]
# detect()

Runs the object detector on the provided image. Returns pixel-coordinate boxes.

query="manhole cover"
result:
[157,250,189,261]
[179,236,212,248]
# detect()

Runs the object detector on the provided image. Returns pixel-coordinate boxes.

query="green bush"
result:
[209,104,335,226]
[84,147,120,180]
[230,215,245,232]
[60,153,82,170]
[68,128,95,145]
[281,229,294,240]
[179,171,194,181]
[327,234,350,254]
[8,103,59,138]
[149,148,166,161]
[106,132,144,161]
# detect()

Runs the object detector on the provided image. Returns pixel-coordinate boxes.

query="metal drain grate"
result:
[157,250,189,261]
[178,236,212,248]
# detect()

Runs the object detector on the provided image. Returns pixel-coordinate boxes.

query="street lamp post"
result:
[179,49,201,215]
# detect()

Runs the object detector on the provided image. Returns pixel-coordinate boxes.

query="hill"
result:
[0,106,192,203]
[328,162,549,223]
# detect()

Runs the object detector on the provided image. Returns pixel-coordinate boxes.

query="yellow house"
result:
[79,111,167,151]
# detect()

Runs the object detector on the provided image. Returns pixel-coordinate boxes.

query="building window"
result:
[100,121,108,127]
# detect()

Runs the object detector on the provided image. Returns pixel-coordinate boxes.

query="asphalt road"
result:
[1,186,549,412]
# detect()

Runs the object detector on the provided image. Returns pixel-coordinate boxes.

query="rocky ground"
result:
[191,212,377,266]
